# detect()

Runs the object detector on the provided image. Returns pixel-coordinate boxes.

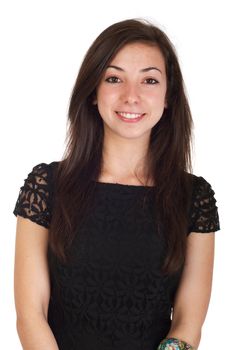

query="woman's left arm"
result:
[165,232,215,349]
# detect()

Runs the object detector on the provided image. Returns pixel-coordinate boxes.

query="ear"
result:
[93,98,97,105]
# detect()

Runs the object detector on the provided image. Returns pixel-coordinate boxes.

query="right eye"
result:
[105,76,121,83]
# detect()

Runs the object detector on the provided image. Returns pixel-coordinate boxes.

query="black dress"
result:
[13,161,220,350]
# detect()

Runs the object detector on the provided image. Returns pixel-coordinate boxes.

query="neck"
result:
[100,132,151,185]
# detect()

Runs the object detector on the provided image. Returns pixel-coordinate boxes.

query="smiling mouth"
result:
[116,111,145,119]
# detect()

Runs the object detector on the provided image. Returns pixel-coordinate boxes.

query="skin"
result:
[95,42,167,184]
[14,217,59,349]
[166,232,215,349]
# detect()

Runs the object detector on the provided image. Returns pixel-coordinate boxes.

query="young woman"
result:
[13,18,220,350]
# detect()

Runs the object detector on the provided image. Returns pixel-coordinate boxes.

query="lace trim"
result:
[13,163,52,228]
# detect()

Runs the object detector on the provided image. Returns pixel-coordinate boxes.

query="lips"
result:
[116,111,145,119]
[115,111,146,123]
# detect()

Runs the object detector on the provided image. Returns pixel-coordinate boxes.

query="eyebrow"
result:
[106,65,162,74]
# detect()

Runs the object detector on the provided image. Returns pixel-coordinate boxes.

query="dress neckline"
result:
[93,180,155,189]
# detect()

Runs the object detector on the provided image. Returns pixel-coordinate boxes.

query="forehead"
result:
[110,42,165,68]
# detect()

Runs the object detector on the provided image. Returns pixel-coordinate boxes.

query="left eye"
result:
[144,78,159,84]
[105,76,121,83]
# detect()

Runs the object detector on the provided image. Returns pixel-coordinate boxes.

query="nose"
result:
[121,83,140,104]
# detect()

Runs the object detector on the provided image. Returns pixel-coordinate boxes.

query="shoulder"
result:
[26,161,60,188]
[21,159,61,202]
[29,160,60,178]
[188,173,217,205]
[13,160,60,229]
[185,173,220,234]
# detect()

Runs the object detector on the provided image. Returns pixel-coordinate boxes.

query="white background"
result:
[1,0,231,348]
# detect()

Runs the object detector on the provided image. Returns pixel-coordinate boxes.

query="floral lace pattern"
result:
[13,163,52,228]
[188,175,220,233]
[13,162,220,350]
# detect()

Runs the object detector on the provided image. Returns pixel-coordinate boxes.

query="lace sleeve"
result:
[13,162,53,228]
[188,176,220,234]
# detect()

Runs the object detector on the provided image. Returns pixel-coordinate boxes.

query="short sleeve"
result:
[188,176,220,234]
[13,162,53,228]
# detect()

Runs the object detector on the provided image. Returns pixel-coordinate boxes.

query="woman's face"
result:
[95,42,167,142]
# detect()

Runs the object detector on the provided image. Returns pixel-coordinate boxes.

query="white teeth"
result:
[117,112,143,119]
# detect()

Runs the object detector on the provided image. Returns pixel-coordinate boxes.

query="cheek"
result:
[96,89,113,118]
[97,87,118,108]
[150,88,167,105]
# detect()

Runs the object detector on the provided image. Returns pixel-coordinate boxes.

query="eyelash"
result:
[106,76,121,83]
[105,76,159,85]
[144,78,159,85]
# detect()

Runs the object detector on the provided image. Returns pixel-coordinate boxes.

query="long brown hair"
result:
[49,18,194,275]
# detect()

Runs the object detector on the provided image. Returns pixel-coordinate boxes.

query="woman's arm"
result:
[14,216,59,350]
[165,232,215,349]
